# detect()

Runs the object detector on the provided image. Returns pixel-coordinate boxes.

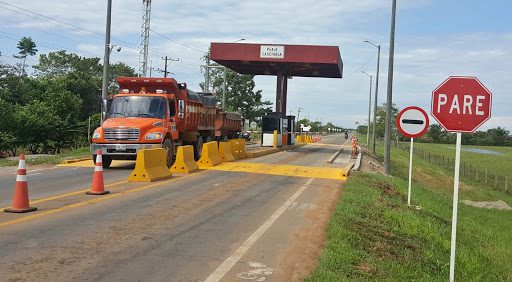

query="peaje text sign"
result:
[260,45,285,59]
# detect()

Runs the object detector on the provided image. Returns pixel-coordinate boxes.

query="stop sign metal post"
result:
[396,106,429,207]
[431,76,492,282]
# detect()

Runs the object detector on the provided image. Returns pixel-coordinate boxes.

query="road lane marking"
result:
[57,160,133,168]
[205,178,315,282]
[0,172,207,229]
[0,180,129,211]
[203,162,347,180]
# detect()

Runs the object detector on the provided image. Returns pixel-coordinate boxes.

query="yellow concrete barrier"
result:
[229,139,246,159]
[218,142,235,162]
[128,148,172,182]
[238,138,246,159]
[170,145,199,174]
[197,141,222,168]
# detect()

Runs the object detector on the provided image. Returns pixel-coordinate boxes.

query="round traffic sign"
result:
[396,106,429,138]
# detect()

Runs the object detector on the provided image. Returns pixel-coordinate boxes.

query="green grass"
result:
[307,139,512,281]
[0,147,90,167]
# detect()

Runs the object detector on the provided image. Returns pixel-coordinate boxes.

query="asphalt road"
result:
[0,134,352,281]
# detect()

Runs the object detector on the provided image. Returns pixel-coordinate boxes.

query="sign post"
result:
[396,106,429,206]
[431,76,492,282]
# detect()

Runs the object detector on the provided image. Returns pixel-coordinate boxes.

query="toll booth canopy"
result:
[210,43,343,115]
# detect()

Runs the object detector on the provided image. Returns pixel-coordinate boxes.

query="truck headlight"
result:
[145,132,163,140]
[92,131,101,139]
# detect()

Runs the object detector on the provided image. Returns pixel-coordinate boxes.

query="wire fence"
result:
[397,142,509,194]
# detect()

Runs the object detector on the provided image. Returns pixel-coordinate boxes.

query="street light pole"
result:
[100,0,112,123]
[362,71,372,146]
[364,40,381,155]
[384,0,397,175]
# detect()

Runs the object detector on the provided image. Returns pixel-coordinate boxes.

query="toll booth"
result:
[286,115,295,145]
[261,112,283,147]
[261,113,296,147]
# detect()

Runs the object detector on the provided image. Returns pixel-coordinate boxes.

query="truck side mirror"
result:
[178,100,185,118]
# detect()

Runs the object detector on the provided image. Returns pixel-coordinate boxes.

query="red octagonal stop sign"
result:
[431,76,492,133]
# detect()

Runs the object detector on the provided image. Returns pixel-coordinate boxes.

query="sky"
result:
[0,0,511,130]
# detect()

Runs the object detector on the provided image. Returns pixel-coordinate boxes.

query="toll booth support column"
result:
[282,76,288,115]
[275,72,283,113]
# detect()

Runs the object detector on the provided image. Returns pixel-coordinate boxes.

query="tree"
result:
[374,103,399,139]
[14,37,38,76]
[427,124,444,143]
[206,66,272,127]
[109,62,137,93]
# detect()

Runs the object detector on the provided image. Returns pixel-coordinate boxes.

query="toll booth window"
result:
[169,99,176,117]
[109,96,167,119]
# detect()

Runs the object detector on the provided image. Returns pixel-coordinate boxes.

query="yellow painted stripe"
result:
[57,160,133,168]
[0,172,206,229]
[203,162,347,180]
[0,180,129,211]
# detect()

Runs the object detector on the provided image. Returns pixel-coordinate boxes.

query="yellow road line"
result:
[57,160,133,168]
[203,162,348,180]
[0,172,206,229]
[0,180,129,211]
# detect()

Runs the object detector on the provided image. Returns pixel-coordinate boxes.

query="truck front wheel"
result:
[92,154,113,168]
[162,138,176,168]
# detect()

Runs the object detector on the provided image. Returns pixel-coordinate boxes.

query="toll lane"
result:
[0,134,351,281]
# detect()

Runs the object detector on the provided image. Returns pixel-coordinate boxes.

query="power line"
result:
[0,30,98,58]
[0,1,138,49]
[150,29,207,54]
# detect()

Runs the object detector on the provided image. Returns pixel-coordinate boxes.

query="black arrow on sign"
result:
[402,119,424,125]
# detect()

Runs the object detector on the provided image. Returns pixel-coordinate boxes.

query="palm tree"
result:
[14,36,38,76]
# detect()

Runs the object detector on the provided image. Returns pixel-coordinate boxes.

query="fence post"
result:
[476,167,479,181]
[485,168,488,183]
[495,174,498,189]
[505,174,508,192]
[469,164,472,178]
[462,162,465,177]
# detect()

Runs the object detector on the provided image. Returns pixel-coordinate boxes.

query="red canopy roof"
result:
[210,43,343,78]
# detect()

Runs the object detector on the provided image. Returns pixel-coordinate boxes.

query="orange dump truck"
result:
[90,77,242,168]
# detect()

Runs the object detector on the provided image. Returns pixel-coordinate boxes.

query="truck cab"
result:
[91,89,179,168]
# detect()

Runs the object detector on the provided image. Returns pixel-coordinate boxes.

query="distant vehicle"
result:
[239,131,251,141]
[90,77,243,168]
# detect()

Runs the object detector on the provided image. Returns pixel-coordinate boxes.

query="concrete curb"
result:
[60,157,90,164]
[326,148,344,164]
[245,143,306,158]
[352,148,362,171]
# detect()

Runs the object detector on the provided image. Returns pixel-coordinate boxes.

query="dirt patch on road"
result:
[462,200,512,210]
[278,179,343,281]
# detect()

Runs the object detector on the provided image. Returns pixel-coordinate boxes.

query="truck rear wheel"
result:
[92,155,112,168]
[162,138,176,168]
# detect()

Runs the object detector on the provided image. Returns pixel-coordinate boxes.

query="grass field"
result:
[307,138,512,281]
[412,142,512,176]
[0,147,90,167]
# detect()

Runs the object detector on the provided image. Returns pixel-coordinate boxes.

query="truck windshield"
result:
[109,96,167,119]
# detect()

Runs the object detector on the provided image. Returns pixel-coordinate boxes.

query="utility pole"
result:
[100,0,112,123]
[297,107,303,133]
[161,56,178,78]
[384,0,397,175]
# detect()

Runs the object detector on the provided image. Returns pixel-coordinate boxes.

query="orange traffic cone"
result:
[5,155,37,213]
[86,150,110,195]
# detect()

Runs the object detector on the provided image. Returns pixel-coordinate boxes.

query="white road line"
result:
[204,178,315,282]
